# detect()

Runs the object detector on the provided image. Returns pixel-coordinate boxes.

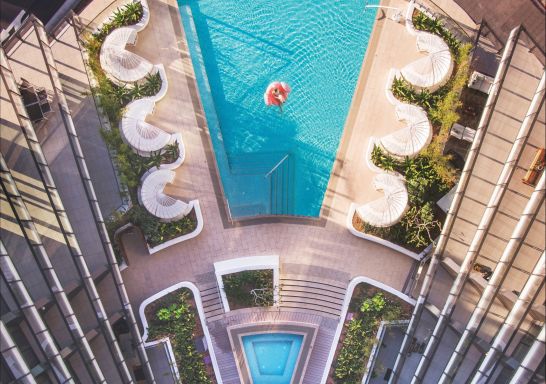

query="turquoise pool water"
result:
[242,333,303,383]
[178,0,378,217]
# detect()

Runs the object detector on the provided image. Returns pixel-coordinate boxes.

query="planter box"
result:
[346,203,430,261]
[147,200,204,254]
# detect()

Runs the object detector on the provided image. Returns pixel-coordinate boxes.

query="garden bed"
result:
[222,269,274,310]
[392,10,473,180]
[328,283,413,383]
[83,2,198,254]
[144,288,216,383]
[353,146,450,253]
[352,11,473,252]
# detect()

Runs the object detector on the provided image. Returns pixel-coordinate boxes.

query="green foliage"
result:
[365,146,448,250]
[93,1,144,42]
[392,76,445,111]
[105,202,196,253]
[223,270,274,309]
[148,292,212,384]
[142,71,162,95]
[360,293,386,315]
[334,293,404,383]
[126,206,196,247]
[157,303,187,321]
[390,19,472,186]
[334,319,374,382]
[412,11,461,55]
[425,42,472,178]
[400,203,441,249]
[100,129,177,196]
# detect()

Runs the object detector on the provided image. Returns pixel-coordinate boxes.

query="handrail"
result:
[265,154,289,178]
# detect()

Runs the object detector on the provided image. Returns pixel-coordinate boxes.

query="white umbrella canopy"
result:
[380,104,432,158]
[401,32,452,89]
[356,174,408,228]
[140,170,192,221]
[100,27,153,83]
[121,117,171,155]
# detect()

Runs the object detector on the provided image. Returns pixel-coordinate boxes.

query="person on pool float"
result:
[264,81,291,112]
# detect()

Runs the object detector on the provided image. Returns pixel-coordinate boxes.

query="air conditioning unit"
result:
[468,71,494,94]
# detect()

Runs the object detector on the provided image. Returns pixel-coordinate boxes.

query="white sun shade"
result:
[356,174,408,227]
[139,170,192,221]
[380,104,432,158]
[100,27,153,83]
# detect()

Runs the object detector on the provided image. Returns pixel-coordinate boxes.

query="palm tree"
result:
[122,2,144,25]
[163,141,180,162]
[143,72,162,96]
[130,83,144,100]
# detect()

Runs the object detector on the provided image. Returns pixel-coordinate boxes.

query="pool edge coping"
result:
[227,321,319,384]
[170,0,385,228]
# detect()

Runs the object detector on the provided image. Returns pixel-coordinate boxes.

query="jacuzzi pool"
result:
[179,0,378,218]
[242,333,303,384]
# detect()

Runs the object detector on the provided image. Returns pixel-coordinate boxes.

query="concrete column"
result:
[0,320,38,384]
[411,56,544,384]
[0,154,106,384]
[5,20,135,383]
[1,42,133,383]
[471,252,545,383]
[32,16,156,384]
[509,326,546,384]
[0,240,75,384]
[439,172,545,383]
[389,26,522,384]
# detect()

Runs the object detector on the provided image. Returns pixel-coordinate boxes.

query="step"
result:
[203,302,223,313]
[280,295,342,311]
[280,284,345,301]
[279,301,341,318]
[205,307,225,319]
[280,289,344,305]
[201,293,221,305]
[198,281,219,291]
[280,278,347,294]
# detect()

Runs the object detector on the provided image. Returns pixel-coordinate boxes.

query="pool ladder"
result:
[265,154,294,215]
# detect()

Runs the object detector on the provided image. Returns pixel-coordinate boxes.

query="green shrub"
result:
[390,17,472,186]
[412,11,461,55]
[360,293,386,316]
[85,1,189,251]
[363,146,448,250]
[148,291,212,384]
[223,270,274,309]
[93,1,144,42]
[100,127,178,196]
[334,293,405,383]
[127,206,196,247]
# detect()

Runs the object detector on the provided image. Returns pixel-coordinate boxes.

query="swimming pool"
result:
[179,0,378,217]
[242,333,303,384]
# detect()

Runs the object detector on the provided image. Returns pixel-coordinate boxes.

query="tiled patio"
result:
[73,0,477,312]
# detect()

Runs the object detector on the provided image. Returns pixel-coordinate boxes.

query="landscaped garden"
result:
[353,10,474,252]
[329,284,413,383]
[82,2,197,256]
[353,146,449,252]
[144,288,216,383]
[222,269,274,310]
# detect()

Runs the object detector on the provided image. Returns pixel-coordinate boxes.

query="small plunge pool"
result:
[242,333,304,384]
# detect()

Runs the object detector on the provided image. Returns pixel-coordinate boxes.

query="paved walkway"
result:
[75,0,465,314]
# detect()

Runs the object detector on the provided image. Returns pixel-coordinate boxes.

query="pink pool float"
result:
[264,81,291,110]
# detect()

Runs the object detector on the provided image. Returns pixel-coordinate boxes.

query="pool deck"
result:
[77,0,475,340]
